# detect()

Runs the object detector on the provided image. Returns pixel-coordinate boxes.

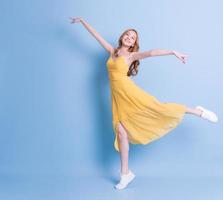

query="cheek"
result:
[123,38,128,42]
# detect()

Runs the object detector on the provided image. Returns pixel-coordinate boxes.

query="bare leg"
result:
[117,122,129,175]
[185,106,203,117]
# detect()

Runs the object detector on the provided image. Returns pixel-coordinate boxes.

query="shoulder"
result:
[108,47,115,56]
[124,52,138,66]
[128,52,140,62]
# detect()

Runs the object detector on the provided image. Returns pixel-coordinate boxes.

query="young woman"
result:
[69,17,218,190]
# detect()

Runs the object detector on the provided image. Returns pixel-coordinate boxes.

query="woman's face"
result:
[122,30,137,47]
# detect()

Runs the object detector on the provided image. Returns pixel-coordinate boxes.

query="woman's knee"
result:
[117,123,128,139]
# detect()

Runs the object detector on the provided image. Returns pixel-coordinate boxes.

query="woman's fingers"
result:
[69,17,81,23]
[69,17,75,23]
[183,56,188,63]
[180,54,189,63]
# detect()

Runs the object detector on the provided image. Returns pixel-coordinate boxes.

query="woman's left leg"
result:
[185,105,218,123]
[185,106,202,117]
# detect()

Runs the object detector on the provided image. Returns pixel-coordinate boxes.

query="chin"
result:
[123,42,131,47]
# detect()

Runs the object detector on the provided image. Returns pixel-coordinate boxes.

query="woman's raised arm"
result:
[69,17,114,54]
[131,49,188,64]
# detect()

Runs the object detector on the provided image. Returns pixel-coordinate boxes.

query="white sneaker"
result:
[114,170,135,190]
[196,105,218,123]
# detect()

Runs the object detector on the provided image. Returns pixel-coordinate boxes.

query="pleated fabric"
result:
[106,54,186,152]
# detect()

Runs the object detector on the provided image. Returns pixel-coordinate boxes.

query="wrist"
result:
[80,18,84,24]
[172,50,176,55]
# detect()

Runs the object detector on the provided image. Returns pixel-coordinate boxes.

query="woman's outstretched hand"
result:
[173,51,188,64]
[69,17,83,24]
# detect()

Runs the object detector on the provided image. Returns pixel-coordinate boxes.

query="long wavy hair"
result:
[113,29,140,76]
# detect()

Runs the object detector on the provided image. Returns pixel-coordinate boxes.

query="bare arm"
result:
[131,49,188,64]
[69,17,114,54]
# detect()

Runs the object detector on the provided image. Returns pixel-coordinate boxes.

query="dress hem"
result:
[113,104,187,152]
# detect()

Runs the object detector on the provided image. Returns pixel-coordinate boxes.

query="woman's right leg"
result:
[115,123,136,190]
[117,122,129,175]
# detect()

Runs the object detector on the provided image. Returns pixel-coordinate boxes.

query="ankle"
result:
[196,108,203,117]
[121,169,129,175]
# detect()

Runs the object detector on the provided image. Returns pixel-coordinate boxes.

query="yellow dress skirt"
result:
[106,55,187,152]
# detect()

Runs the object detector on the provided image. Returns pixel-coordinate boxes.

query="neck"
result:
[119,46,129,54]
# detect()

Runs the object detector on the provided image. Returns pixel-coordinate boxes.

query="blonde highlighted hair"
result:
[113,29,140,76]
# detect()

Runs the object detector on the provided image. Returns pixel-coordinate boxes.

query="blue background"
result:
[1,0,222,199]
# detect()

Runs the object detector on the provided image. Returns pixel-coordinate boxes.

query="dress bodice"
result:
[106,55,129,81]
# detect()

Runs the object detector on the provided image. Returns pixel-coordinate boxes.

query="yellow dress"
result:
[106,54,187,152]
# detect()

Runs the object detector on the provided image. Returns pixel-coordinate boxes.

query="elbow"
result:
[148,49,156,57]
